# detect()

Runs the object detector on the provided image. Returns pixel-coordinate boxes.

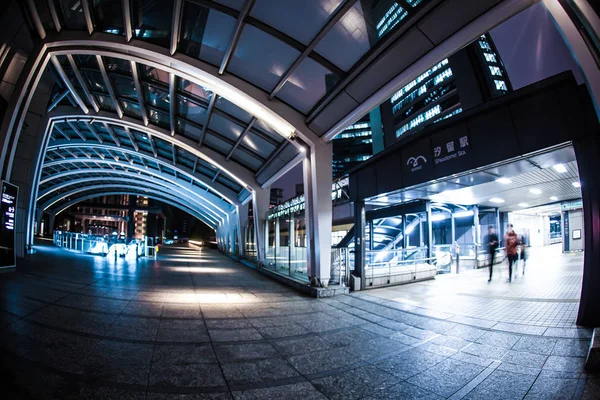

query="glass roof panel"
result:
[84,70,108,94]
[132,0,173,47]
[276,57,338,114]
[250,0,344,45]
[141,65,169,86]
[178,120,203,142]
[121,100,143,119]
[228,24,301,92]
[92,0,125,35]
[240,131,276,159]
[178,98,208,127]
[215,97,253,125]
[57,0,88,30]
[104,57,132,75]
[253,119,285,144]
[204,134,233,156]
[143,85,169,113]
[230,151,262,171]
[213,0,245,10]
[208,114,243,142]
[180,79,213,103]
[34,0,55,31]
[96,94,116,112]
[148,108,170,130]
[181,3,237,67]
[111,75,137,102]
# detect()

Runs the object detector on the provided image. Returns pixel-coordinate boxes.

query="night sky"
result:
[273,3,584,202]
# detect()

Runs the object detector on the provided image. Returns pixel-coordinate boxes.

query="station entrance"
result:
[346,72,600,325]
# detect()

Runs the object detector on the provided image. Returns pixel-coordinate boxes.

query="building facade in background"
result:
[331,0,511,179]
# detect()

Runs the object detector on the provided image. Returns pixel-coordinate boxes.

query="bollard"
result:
[154,245,159,260]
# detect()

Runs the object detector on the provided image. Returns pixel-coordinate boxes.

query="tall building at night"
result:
[331,1,511,178]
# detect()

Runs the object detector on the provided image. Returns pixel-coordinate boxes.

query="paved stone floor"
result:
[0,243,598,399]
[365,244,584,328]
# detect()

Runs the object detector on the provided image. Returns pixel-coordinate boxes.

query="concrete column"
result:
[473,205,480,246]
[426,202,433,260]
[237,203,248,258]
[289,216,296,251]
[252,188,270,265]
[35,208,42,237]
[303,141,333,287]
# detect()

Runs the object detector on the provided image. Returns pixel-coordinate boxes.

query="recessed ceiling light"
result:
[489,198,505,203]
[529,188,542,194]
[496,178,512,184]
[518,203,529,207]
[553,164,567,173]
[572,181,581,188]
[550,196,558,201]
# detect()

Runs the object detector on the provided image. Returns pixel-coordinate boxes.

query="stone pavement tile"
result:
[543,327,592,339]
[221,357,300,386]
[492,322,547,336]
[287,347,361,376]
[153,344,217,364]
[501,350,548,369]
[156,327,210,343]
[419,342,458,357]
[374,348,446,380]
[415,318,458,334]
[107,324,159,341]
[402,326,438,340]
[538,369,582,379]
[524,376,579,399]
[209,328,263,342]
[476,331,521,349]
[343,337,406,360]
[298,318,353,333]
[60,385,147,400]
[390,332,423,346]
[431,334,472,350]
[543,355,586,372]
[245,316,290,328]
[448,315,497,329]
[320,327,380,347]
[408,358,486,398]
[377,319,410,332]
[161,319,205,330]
[445,325,487,342]
[149,362,227,388]
[215,343,278,363]
[552,339,589,357]
[463,369,536,400]
[359,323,399,339]
[496,361,541,376]
[233,381,326,400]
[205,319,253,329]
[513,336,557,355]
[452,351,495,368]
[257,323,310,339]
[462,343,508,360]
[362,381,443,400]
[311,365,397,400]
[162,303,202,318]
[271,335,333,356]
[147,393,232,400]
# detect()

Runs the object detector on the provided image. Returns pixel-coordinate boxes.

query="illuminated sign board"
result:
[0,181,18,268]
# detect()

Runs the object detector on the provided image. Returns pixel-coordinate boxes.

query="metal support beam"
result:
[130,61,149,126]
[96,55,123,118]
[147,133,158,158]
[81,0,94,35]
[199,94,217,146]
[25,0,46,39]
[66,55,100,113]
[47,90,70,113]
[92,148,105,160]
[269,0,357,98]
[47,0,62,33]
[169,73,177,136]
[122,0,133,42]
[171,0,184,55]
[227,117,255,160]
[83,120,103,143]
[53,125,70,140]
[66,120,87,141]
[50,57,90,114]
[255,141,287,177]
[219,0,255,74]
[212,170,220,182]
[171,143,177,165]
[102,122,122,146]
[124,126,139,151]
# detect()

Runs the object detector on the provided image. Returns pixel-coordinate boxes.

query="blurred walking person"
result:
[505,224,519,283]
[486,226,499,282]
[520,229,528,275]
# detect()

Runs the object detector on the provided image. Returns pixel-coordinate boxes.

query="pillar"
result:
[48,213,55,234]
[252,188,270,265]
[275,217,280,259]
[35,208,42,237]
[426,201,433,260]
[303,141,333,287]
[237,203,248,258]
[353,200,366,289]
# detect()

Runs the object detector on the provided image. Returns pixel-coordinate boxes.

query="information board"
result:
[0,181,18,268]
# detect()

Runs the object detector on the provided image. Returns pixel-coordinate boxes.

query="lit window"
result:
[391,59,449,103]
[479,41,491,51]
[489,66,502,76]
[483,53,497,63]
[396,105,441,137]
[495,80,508,91]
[377,4,408,37]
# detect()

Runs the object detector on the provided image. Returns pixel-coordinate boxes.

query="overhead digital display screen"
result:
[0,181,18,268]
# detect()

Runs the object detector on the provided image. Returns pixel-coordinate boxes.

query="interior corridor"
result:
[0,244,597,399]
